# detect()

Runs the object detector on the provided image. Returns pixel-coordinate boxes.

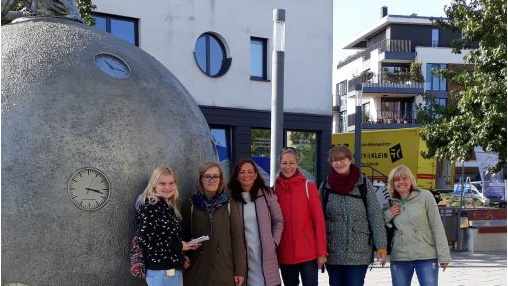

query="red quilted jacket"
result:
[275,172,327,264]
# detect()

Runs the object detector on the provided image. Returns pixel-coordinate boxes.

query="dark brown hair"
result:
[229,158,270,204]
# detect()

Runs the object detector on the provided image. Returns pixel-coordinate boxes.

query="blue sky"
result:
[333,0,451,64]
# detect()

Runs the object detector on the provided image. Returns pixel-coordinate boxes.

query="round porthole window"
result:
[194,32,231,77]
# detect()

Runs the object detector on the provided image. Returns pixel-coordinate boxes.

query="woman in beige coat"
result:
[385,165,450,286]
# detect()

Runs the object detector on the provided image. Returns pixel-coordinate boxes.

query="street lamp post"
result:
[354,84,362,166]
[269,9,286,185]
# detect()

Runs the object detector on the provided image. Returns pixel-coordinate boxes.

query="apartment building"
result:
[333,6,469,134]
[91,0,333,184]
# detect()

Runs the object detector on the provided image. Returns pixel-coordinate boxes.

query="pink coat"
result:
[234,188,284,286]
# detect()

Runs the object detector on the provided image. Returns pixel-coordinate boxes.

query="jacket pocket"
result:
[351,223,370,252]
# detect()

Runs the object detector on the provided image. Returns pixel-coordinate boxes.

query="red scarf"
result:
[327,164,360,195]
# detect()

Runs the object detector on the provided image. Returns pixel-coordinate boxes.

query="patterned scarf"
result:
[193,191,230,215]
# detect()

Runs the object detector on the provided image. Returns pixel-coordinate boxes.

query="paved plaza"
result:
[313,251,507,286]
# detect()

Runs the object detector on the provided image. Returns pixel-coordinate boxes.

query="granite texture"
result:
[1,17,217,285]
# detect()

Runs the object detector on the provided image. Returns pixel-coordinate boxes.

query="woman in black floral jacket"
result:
[136,167,200,286]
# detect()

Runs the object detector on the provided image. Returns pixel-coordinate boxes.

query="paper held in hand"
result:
[189,235,210,244]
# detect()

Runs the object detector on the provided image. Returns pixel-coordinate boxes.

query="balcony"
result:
[337,39,414,69]
[347,110,420,129]
[362,81,423,94]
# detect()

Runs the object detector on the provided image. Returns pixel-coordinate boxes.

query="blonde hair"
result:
[387,165,418,199]
[139,167,181,219]
[197,162,226,194]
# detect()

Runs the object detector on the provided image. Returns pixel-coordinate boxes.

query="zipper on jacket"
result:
[254,198,268,286]
[209,213,214,238]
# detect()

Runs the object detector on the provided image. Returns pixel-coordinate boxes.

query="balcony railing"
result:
[363,82,423,89]
[347,110,418,127]
[337,39,412,69]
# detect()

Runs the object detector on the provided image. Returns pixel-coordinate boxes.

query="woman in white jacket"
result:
[385,165,450,286]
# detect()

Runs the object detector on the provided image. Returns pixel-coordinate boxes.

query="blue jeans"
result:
[326,264,368,286]
[146,269,183,286]
[390,259,439,286]
[280,260,318,286]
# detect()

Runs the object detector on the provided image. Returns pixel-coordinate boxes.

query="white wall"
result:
[94,0,333,115]
[416,47,470,90]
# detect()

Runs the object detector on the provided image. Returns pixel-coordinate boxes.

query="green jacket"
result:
[384,189,451,263]
[320,174,387,265]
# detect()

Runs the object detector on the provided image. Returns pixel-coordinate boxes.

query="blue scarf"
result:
[193,191,229,215]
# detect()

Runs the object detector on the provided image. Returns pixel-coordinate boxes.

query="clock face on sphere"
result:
[67,168,111,210]
[94,53,131,78]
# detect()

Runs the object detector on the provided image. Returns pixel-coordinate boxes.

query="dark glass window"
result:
[93,13,138,46]
[426,63,447,91]
[380,98,415,123]
[194,33,231,77]
[251,37,268,80]
[337,80,347,96]
[211,127,232,180]
[286,131,317,181]
[251,128,272,185]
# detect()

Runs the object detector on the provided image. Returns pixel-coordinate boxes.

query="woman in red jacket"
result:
[274,147,327,286]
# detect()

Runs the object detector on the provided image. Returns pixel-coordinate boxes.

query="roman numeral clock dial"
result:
[67,168,111,210]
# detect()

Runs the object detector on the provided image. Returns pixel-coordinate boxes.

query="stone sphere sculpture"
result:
[1,17,217,285]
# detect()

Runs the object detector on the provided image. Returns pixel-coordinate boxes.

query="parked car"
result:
[476,181,507,205]
[453,183,489,204]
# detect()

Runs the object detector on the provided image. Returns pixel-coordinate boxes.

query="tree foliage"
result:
[418,0,507,172]
[76,0,96,25]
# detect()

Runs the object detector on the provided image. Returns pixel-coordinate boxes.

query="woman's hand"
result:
[183,256,191,269]
[440,263,448,271]
[379,252,388,267]
[234,276,245,286]
[317,255,327,270]
[390,204,401,215]
[182,241,201,251]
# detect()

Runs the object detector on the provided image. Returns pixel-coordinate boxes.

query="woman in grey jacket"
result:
[320,145,387,286]
[229,158,284,286]
[385,165,451,286]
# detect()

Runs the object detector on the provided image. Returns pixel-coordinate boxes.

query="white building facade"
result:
[92,0,333,183]
[333,7,470,134]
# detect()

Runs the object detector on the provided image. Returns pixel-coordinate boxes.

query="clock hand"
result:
[103,60,115,70]
[85,187,103,194]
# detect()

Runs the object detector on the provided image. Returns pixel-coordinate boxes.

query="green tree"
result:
[76,0,96,25]
[418,0,506,172]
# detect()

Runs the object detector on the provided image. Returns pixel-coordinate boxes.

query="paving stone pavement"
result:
[309,251,506,285]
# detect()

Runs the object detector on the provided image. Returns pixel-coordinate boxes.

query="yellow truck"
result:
[332,128,446,190]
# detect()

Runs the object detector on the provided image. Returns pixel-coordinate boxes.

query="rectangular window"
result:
[426,63,447,91]
[93,13,139,46]
[251,128,271,185]
[286,131,316,181]
[211,127,232,180]
[380,98,414,123]
[337,80,347,96]
[362,102,371,122]
[432,28,439,47]
[339,111,347,133]
[250,37,268,80]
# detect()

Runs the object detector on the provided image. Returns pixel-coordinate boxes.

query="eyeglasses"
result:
[202,174,221,181]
